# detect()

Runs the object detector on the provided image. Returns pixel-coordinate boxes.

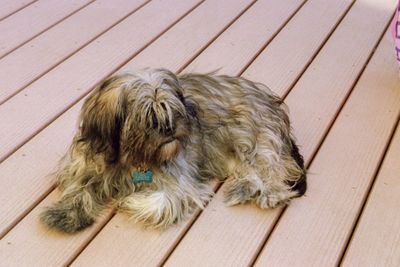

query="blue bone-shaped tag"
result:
[132,170,153,184]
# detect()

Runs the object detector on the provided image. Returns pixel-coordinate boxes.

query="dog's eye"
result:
[164,126,173,135]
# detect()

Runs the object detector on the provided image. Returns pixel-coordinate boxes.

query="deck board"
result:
[254,28,400,267]
[0,0,94,59]
[341,124,400,266]
[0,0,36,21]
[0,0,399,266]
[0,0,202,163]
[164,0,396,265]
[0,0,149,104]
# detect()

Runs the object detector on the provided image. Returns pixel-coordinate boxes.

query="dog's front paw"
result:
[40,203,94,233]
[223,179,260,206]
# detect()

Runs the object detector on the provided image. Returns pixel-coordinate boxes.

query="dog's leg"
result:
[40,188,101,233]
[40,153,115,233]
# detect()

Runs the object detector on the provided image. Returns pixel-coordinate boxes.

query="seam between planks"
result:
[0,0,206,239]
[0,185,55,239]
[250,10,398,266]
[235,0,309,77]
[0,0,96,61]
[0,0,152,106]
[176,0,257,73]
[157,183,223,266]
[337,115,400,267]
[247,0,357,100]
[0,0,38,22]
[336,44,400,264]
[65,209,118,266]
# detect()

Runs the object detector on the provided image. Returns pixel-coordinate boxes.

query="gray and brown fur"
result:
[40,68,306,233]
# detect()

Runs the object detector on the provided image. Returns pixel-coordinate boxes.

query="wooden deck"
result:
[0,0,399,266]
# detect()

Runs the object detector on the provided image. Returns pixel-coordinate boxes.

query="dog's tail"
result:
[288,138,307,196]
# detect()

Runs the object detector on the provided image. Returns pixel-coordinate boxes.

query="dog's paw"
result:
[223,179,260,206]
[40,204,94,233]
[254,189,298,209]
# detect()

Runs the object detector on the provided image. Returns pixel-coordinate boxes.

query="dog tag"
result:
[132,170,153,184]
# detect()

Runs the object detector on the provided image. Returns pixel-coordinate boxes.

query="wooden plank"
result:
[0,0,203,163]
[243,0,354,96]
[0,0,93,59]
[341,125,400,266]
[0,0,36,21]
[164,0,397,266]
[0,191,114,266]
[67,1,309,266]
[0,0,149,105]
[0,0,253,240]
[254,29,400,267]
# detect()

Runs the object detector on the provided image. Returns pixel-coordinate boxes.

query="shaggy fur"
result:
[40,68,306,233]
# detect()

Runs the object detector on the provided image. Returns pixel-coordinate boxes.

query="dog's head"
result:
[77,68,197,167]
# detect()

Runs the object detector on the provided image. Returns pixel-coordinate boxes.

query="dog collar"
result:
[132,170,153,184]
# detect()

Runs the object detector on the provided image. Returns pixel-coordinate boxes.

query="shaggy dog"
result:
[41,68,306,233]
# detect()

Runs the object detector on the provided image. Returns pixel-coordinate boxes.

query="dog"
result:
[40,68,306,233]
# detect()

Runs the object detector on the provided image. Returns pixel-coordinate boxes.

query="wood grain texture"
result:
[0,0,93,58]
[254,29,400,267]
[0,0,149,104]
[0,0,202,163]
[243,0,354,96]
[0,191,114,266]
[0,0,36,21]
[341,126,400,266]
[122,0,255,72]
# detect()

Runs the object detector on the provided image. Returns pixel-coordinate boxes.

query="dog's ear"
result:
[78,75,127,163]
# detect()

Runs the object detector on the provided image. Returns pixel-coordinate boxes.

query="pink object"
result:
[392,0,400,65]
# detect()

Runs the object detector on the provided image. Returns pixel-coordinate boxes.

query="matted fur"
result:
[40,68,306,233]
